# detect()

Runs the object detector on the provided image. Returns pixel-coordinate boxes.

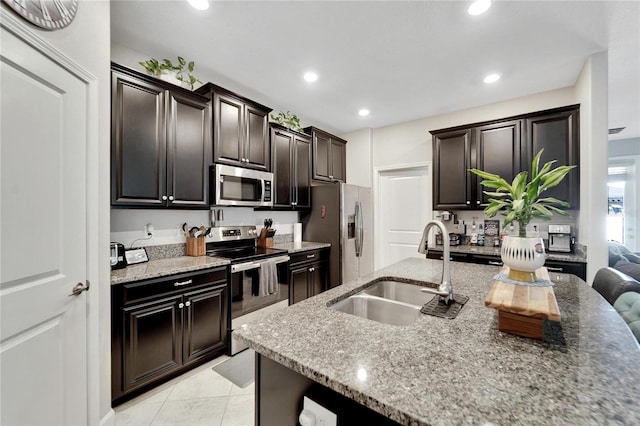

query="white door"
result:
[1,26,89,425]
[376,166,431,269]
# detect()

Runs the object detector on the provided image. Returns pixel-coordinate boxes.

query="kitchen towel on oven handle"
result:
[259,258,278,297]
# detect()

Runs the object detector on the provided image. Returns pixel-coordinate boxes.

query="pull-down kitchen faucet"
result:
[417,220,453,306]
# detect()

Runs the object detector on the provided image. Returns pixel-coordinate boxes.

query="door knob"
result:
[68,281,90,297]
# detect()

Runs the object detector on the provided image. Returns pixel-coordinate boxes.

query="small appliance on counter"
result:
[548,224,575,253]
[110,242,127,270]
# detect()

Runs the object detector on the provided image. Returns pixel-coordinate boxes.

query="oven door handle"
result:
[231,262,261,273]
[231,255,290,273]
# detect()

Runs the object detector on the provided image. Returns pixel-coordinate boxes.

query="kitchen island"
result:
[234,257,640,425]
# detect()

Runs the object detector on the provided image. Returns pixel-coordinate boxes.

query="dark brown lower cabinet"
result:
[288,249,328,304]
[112,267,228,405]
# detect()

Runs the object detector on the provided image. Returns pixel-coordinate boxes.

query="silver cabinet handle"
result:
[476,200,481,205]
[169,195,174,201]
[174,279,192,287]
[162,195,168,200]
[309,267,315,272]
[185,301,191,307]
[68,281,90,297]
[306,254,316,259]
[466,201,471,205]
[179,302,184,309]
[488,261,503,266]
[546,266,564,272]
[329,175,334,180]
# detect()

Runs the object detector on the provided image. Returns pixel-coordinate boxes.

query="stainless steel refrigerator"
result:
[302,183,373,288]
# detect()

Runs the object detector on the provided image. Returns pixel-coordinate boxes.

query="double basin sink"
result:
[329,279,437,326]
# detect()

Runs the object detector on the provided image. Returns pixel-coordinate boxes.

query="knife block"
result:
[257,229,274,248]
[186,237,205,256]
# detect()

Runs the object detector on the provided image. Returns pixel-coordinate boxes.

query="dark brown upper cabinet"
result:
[523,108,580,209]
[111,63,211,208]
[270,124,311,209]
[304,126,347,182]
[196,83,271,171]
[431,105,579,211]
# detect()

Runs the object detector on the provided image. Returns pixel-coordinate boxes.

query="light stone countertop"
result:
[428,244,587,263]
[272,241,331,253]
[110,241,329,285]
[234,257,640,426]
[110,256,230,285]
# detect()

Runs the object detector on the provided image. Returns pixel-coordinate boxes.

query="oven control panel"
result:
[208,225,258,241]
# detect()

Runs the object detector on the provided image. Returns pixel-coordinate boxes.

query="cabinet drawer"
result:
[120,267,227,305]
[544,260,586,280]
[289,249,328,266]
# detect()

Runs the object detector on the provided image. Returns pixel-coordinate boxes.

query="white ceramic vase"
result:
[158,71,181,86]
[500,236,546,282]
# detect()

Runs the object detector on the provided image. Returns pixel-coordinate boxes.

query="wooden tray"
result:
[484,266,560,340]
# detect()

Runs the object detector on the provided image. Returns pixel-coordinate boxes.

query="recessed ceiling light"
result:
[468,0,491,15]
[188,0,209,11]
[303,72,318,83]
[358,109,370,117]
[483,73,500,84]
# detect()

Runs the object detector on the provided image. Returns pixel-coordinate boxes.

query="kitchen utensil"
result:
[189,226,199,237]
[198,225,206,237]
[182,222,189,238]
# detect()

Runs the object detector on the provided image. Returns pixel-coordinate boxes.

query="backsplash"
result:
[111,207,299,249]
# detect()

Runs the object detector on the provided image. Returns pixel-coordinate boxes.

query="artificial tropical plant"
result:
[270,111,302,132]
[469,149,576,237]
[138,56,202,90]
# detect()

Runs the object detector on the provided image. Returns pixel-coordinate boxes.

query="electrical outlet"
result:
[145,223,154,238]
[300,397,337,426]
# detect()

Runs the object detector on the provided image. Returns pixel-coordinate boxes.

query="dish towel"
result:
[259,259,278,297]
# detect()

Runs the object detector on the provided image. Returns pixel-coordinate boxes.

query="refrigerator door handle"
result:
[355,201,362,257]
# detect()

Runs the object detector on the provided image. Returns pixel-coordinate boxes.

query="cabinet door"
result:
[166,92,211,208]
[213,92,244,166]
[313,131,332,181]
[111,72,167,206]
[289,265,310,304]
[294,134,312,208]
[245,105,270,170]
[475,120,521,206]
[271,128,293,207]
[524,109,579,209]
[122,295,182,393]
[330,139,346,182]
[183,285,228,366]
[308,262,326,297]
[432,129,473,209]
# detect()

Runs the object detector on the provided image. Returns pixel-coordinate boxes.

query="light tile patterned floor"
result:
[114,355,255,426]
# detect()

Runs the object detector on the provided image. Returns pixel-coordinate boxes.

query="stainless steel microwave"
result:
[210,164,273,207]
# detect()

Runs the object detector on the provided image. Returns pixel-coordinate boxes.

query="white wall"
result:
[3,0,113,423]
[575,52,609,285]
[342,128,372,187]
[610,137,640,156]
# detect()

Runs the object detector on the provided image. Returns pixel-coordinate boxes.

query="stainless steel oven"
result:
[207,226,289,354]
[211,164,273,207]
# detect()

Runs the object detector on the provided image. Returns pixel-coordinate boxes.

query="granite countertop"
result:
[110,256,230,285]
[110,241,330,285]
[234,257,640,425]
[427,244,587,263]
[272,241,331,253]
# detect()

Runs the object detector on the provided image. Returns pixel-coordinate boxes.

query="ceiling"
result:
[110,1,639,139]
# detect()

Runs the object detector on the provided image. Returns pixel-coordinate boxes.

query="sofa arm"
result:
[592,267,640,306]
[613,292,640,343]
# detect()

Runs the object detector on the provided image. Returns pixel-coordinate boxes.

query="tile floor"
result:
[114,355,255,426]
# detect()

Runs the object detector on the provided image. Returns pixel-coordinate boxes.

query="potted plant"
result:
[139,57,202,90]
[270,111,302,132]
[469,149,576,282]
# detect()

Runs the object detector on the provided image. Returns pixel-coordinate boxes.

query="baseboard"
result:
[100,409,115,426]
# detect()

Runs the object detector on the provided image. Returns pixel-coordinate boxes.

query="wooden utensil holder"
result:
[257,229,274,248]
[186,237,205,256]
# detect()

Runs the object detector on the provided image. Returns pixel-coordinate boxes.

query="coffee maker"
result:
[547,224,574,253]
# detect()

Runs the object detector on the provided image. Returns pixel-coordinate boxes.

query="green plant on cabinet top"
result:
[138,57,202,90]
[270,111,302,132]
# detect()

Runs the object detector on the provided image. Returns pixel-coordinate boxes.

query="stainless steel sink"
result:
[330,294,421,326]
[360,280,435,306]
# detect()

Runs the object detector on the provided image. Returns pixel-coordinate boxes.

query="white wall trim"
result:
[100,409,115,426]
[2,10,104,425]
[373,162,432,268]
